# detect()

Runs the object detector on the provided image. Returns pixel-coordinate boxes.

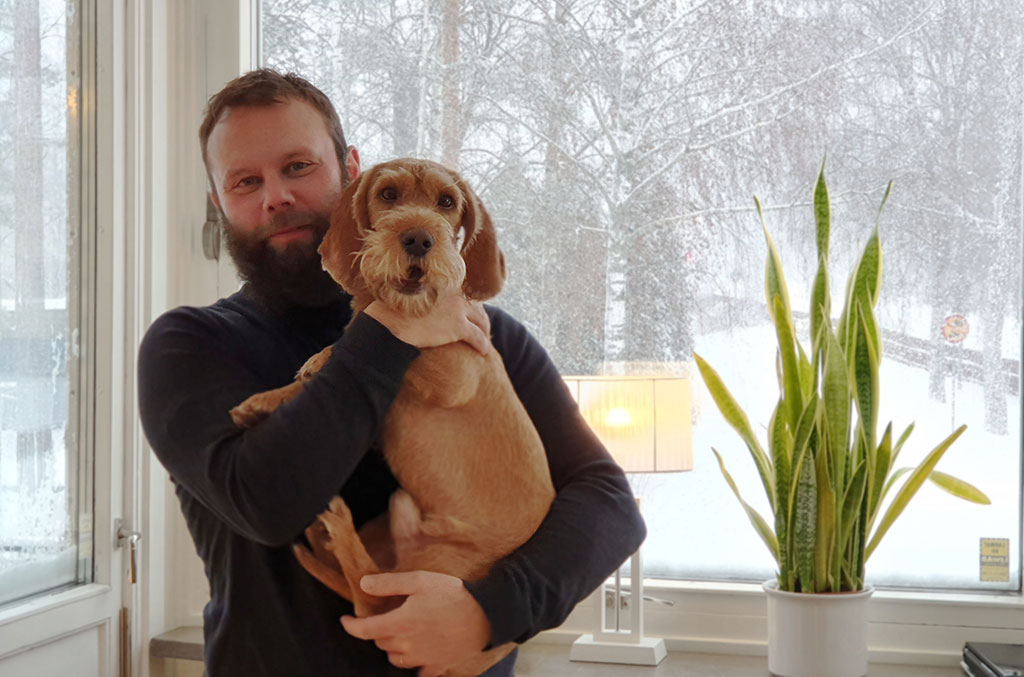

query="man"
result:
[138,69,645,676]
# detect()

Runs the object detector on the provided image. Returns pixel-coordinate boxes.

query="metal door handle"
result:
[115,521,142,585]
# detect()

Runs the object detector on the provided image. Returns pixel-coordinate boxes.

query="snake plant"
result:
[694,164,989,593]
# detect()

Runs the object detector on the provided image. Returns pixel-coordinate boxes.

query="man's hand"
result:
[340,571,491,676]
[364,292,491,355]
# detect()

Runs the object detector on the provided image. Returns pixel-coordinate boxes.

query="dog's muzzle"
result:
[401,229,434,258]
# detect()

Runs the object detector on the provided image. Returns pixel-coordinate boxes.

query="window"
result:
[259,0,1022,591]
[0,0,90,607]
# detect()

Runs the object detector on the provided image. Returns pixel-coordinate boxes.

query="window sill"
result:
[547,578,1024,667]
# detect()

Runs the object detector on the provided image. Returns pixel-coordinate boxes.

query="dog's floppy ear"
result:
[320,169,374,298]
[455,175,506,301]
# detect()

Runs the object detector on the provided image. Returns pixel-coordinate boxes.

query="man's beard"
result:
[222,209,344,311]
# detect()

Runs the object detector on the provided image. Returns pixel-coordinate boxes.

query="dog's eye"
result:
[438,193,455,209]
[380,187,399,202]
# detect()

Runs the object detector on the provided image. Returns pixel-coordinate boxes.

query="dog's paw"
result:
[320,497,356,538]
[297,346,333,382]
[229,393,275,428]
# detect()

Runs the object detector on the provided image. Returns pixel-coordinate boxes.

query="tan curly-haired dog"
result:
[230,158,555,677]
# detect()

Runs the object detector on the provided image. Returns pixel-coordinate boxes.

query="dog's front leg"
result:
[229,346,333,427]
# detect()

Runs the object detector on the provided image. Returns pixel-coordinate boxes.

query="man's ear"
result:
[344,146,361,183]
[319,169,372,298]
[456,174,505,301]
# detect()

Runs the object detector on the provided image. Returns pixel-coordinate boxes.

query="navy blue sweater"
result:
[137,288,645,676]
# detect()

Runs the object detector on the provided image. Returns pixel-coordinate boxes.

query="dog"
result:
[230,158,555,676]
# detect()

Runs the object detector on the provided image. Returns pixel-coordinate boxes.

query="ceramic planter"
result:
[763,580,874,677]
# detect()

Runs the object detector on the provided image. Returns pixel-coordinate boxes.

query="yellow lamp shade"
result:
[563,375,693,473]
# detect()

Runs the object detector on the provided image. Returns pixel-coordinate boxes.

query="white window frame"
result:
[146,0,1024,669]
[0,0,141,668]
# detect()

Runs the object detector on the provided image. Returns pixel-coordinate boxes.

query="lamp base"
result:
[569,634,667,666]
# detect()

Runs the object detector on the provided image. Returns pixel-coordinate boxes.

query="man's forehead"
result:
[207,99,331,171]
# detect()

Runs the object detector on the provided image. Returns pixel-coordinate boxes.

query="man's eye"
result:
[236,176,260,189]
[438,194,455,209]
[380,187,399,201]
[288,162,311,172]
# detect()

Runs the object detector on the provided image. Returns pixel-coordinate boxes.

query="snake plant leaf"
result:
[868,423,894,524]
[838,460,868,557]
[713,448,780,563]
[854,225,883,311]
[865,425,968,560]
[773,295,804,430]
[798,341,815,402]
[814,160,831,263]
[794,446,817,591]
[823,327,850,490]
[759,197,793,326]
[879,466,911,513]
[770,401,793,581]
[694,352,776,509]
[814,433,836,592]
[852,300,880,453]
[811,258,831,361]
[929,470,991,505]
[891,422,915,467]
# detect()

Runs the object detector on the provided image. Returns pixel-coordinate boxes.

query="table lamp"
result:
[562,374,693,666]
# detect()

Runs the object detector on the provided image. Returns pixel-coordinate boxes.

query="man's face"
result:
[205,98,354,307]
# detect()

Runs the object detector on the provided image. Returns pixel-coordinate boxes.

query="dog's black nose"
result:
[400,229,434,258]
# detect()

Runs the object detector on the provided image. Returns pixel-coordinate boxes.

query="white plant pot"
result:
[763,580,874,677]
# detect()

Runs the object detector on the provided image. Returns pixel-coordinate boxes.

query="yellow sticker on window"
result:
[980,538,1010,582]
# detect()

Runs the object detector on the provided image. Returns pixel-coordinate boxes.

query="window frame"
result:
[0,0,144,666]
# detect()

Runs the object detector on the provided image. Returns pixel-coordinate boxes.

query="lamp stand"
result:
[570,546,667,666]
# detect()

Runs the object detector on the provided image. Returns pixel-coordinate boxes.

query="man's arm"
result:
[138,309,420,546]
[464,305,647,645]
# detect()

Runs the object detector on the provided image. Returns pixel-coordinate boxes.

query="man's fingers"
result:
[340,612,399,641]
[360,571,423,596]
[462,320,491,356]
[467,302,490,334]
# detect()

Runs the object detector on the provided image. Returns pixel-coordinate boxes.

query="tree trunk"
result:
[927,302,947,402]
[982,269,1007,434]
[13,0,53,490]
[440,0,461,168]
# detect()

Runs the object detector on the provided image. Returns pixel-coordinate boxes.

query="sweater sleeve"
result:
[463,307,647,646]
[137,308,419,546]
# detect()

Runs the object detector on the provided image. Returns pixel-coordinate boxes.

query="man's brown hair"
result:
[199,69,348,194]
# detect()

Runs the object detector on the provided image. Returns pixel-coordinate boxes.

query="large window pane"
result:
[260,0,1022,591]
[0,0,89,607]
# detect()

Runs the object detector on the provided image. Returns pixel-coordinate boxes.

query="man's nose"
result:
[262,176,294,212]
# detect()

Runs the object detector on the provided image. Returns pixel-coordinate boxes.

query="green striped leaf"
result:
[838,461,867,556]
[814,160,831,263]
[774,295,804,430]
[852,300,880,453]
[814,433,835,592]
[891,423,915,467]
[868,424,893,525]
[770,401,793,581]
[823,328,850,491]
[929,470,991,505]
[695,352,776,510]
[866,425,968,560]
[794,446,817,592]
[713,448,780,563]
[759,198,793,325]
